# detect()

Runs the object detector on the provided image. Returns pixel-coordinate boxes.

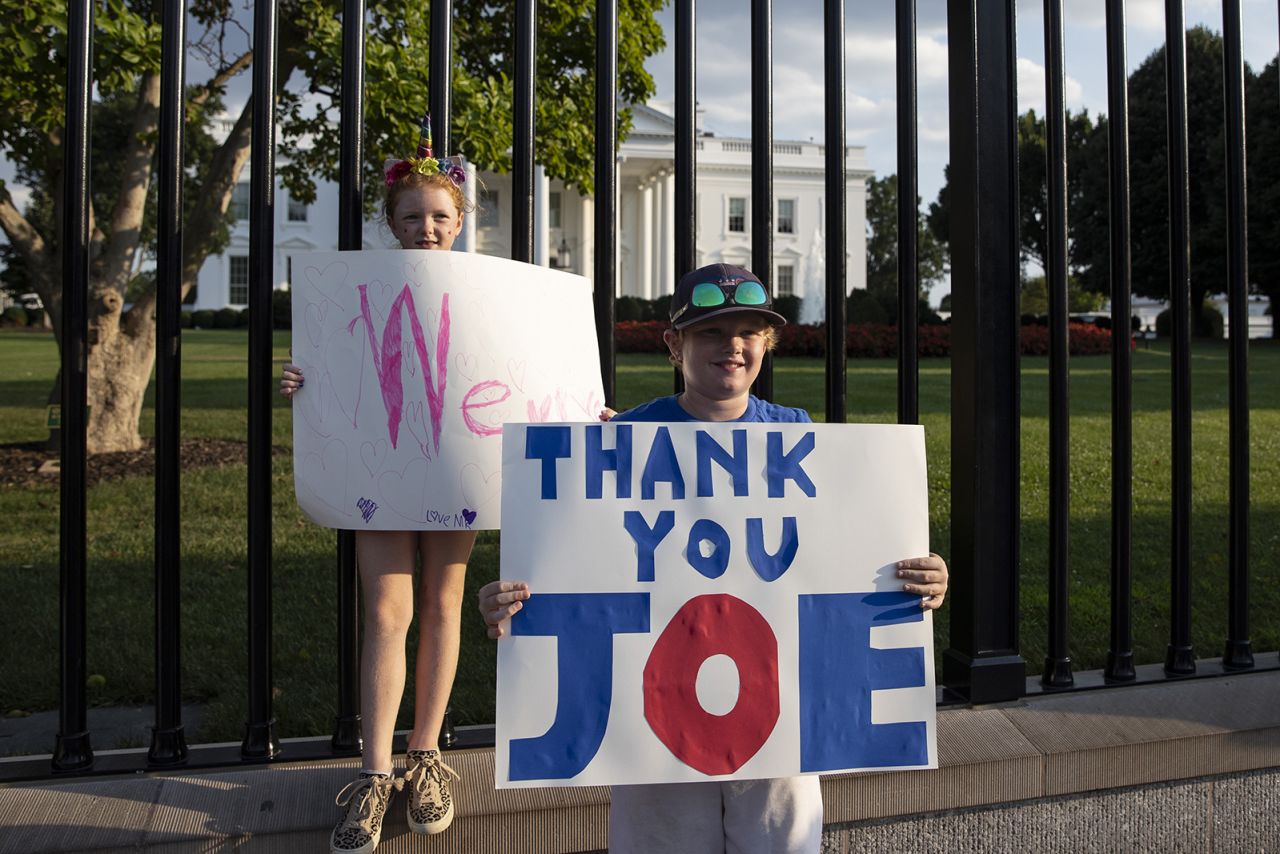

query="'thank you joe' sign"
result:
[495,422,937,788]
[289,250,604,531]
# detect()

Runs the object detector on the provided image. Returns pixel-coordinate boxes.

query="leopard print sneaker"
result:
[403,749,461,834]
[330,772,401,854]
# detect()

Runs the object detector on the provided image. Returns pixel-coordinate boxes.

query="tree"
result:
[0,0,665,452]
[924,109,1104,286]
[1125,25,1229,336]
[1246,58,1280,336]
[864,173,947,320]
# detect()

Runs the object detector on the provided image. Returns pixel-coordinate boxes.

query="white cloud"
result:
[1015,56,1087,115]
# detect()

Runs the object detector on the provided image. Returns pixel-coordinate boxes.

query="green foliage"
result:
[1247,59,1280,336]
[1154,304,1225,339]
[272,289,293,330]
[847,289,889,324]
[865,174,947,305]
[1,306,28,326]
[1020,275,1108,316]
[772,294,801,324]
[212,307,240,329]
[278,0,666,212]
[191,309,216,329]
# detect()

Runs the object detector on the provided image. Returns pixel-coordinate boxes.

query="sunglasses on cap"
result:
[671,278,770,323]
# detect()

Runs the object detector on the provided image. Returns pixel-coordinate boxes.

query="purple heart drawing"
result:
[461,508,477,527]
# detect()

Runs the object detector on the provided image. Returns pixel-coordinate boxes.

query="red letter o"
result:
[642,594,779,775]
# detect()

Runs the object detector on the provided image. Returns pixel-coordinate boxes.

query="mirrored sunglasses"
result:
[674,279,769,321]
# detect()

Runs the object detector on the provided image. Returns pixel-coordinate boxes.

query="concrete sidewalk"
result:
[2,671,1279,853]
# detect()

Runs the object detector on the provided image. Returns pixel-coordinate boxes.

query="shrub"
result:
[272,290,292,329]
[24,307,45,327]
[191,309,216,329]
[213,307,240,329]
[615,296,647,322]
[1,306,27,327]
[180,311,193,329]
[1154,304,1225,338]
[847,290,889,324]
[236,307,252,328]
[773,294,801,324]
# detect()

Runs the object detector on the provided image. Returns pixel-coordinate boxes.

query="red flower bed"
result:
[612,320,1112,357]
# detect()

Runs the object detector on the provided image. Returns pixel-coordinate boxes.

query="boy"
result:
[479,263,948,853]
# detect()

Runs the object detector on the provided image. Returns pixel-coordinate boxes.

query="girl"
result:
[281,115,471,854]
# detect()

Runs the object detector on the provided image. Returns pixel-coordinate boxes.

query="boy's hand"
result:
[280,363,304,400]
[896,553,948,610]
[598,407,617,422]
[478,580,531,638]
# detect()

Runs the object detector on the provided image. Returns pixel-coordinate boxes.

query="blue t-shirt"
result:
[613,394,812,424]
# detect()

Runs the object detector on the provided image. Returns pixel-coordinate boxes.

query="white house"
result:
[192,103,871,312]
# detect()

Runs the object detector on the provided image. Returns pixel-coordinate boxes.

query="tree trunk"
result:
[84,287,156,453]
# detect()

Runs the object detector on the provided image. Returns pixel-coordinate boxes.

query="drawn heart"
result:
[461,463,502,509]
[570,389,603,419]
[293,367,333,439]
[507,359,528,392]
[377,457,431,522]
[298,439,351,519]
[304,262,350,308]
[359,440,388,477]
[304,303,328,349]
[404,258,430,287]
[324,326,366,428]
[403,349,417,378]
[455,353,477,381]
[461,508,478,527]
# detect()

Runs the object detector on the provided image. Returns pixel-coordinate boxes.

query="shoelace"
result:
[406,754,461,797]
[334,775,402,828]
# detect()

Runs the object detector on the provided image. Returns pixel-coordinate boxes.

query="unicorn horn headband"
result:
[384,110,467,188]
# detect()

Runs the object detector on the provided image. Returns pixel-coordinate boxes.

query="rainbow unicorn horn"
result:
[416,111,433,159]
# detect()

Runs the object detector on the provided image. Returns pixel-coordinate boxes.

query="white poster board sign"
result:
[496,422,937,788]
[290,250,604,530]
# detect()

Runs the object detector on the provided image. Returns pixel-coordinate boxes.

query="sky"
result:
[3,0,1278,301]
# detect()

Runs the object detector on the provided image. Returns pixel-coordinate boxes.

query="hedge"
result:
[614,321,1115,358]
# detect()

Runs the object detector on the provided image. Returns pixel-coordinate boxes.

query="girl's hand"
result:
[478,580,531,639]
[280,363,304,400]
[896,553,949,610]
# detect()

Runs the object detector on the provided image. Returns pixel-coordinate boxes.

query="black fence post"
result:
[895,0,917,426]
[672,0,695,396]
[750,0,774,401]
[53,0,95,773]
[150,0,191,765]
[1221,0,1252,670]
[941,0,1026,703]
[242,0,281,760]
[595,0,618,408]
[1164,0,1196,677]
[1041,0,1073,689]
[824,0,847,424]
[331,0,368,756]
[1104,0,1136,683]
[512,0,536,264]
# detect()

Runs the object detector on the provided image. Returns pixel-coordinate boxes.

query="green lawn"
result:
[1,329,1277,749]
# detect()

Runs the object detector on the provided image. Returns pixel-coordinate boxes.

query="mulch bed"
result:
[0,438,286,489]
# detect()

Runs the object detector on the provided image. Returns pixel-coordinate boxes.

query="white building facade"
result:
[192,103,870,311]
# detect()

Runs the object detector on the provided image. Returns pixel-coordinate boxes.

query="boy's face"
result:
[665,314,771,403]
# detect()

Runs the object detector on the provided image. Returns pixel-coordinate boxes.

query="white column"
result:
[580,195,594,286]
[650,176,663,297]
[639,182,654,299]
[660,170,676,294]
[615,159,623,297]
[460,162,478,253]
[533,165,550,266]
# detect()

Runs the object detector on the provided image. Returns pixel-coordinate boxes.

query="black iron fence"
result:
[28,0,1276,781]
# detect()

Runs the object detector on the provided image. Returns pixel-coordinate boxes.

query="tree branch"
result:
[100,72,162,296]
[191,50,254,110]
[0,189,47,260]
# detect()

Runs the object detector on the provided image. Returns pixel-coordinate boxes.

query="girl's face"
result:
[389,184,463,251]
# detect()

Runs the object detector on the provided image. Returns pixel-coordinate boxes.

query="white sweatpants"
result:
[608,777,823,854]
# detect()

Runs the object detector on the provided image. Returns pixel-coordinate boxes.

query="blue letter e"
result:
[797,592,928,772]
[509,593,650,781]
